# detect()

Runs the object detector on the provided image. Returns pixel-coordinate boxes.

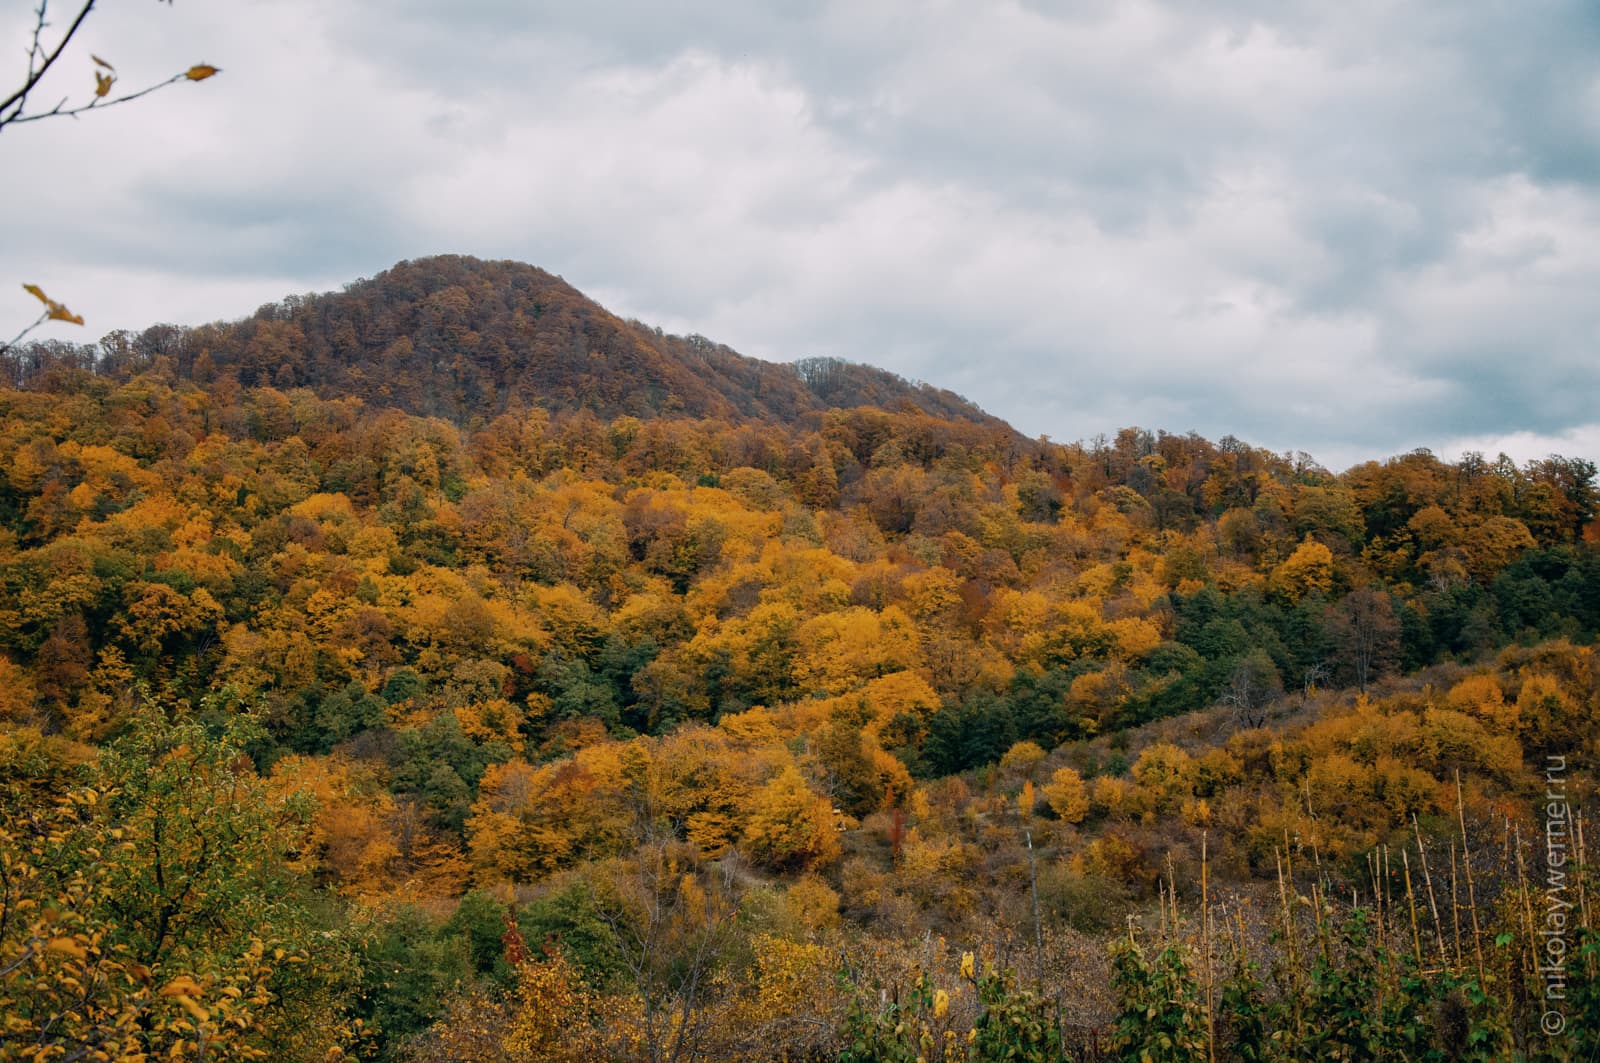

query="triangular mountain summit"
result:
[26,256,1000,429]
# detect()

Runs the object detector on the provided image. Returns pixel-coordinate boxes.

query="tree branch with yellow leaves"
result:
[1,0,218,353]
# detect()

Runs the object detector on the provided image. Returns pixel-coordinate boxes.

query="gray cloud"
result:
[2,0,1597,470]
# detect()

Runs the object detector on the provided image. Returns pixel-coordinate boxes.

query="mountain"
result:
[14,255,1003,429]
[4,259,1600,1062]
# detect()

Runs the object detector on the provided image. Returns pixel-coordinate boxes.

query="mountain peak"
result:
[119,255,1003,429]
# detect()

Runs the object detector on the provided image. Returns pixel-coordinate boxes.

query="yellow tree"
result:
[501,946,607,1061]
[589,840,746,1063]
[1043,765,1090,824]
[742,764,842,871]
[792,605,919,695]
[1269,536,1334,602]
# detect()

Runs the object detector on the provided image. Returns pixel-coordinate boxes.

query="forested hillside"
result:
[2,262,1597,1060]
[3,256,998,428]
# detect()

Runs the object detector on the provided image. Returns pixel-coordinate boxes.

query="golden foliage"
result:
[1043,766,1090,824]
[501,947,606,1061]
[742,765,843,871]
[1269,536,1334,602]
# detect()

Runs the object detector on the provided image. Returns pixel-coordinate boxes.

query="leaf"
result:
[185,64,220,81]
[174,994,209,1023]
[46,937,87,960]
[91,54,115,70]
[95,71,114,98]
[21,284,85,326]
[161,975,204,998]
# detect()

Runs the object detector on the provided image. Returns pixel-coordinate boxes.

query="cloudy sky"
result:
[5,0,1598,470]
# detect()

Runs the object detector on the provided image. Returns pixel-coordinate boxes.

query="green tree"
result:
[0,698,361,1060]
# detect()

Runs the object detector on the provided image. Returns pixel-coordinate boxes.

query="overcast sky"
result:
[5,1,1598,470]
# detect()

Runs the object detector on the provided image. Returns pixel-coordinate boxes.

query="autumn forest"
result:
[2,256,1598,1061]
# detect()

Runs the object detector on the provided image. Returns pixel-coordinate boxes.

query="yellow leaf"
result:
[161,975,203,998]
[20,284,85,326]
[46,937,87,960]
[185,64,220,81]
[175,994,209,1023]
[95,71,114,98]
[91,54,115,70]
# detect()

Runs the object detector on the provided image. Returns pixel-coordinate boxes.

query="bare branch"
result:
[0,308,51,354]
[6,69,196,128]
[0,939,39,980]
[0,0,96,127]
[26,2,52,85]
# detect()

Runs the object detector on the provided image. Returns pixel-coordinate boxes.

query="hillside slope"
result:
[1,259,1598,1061]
